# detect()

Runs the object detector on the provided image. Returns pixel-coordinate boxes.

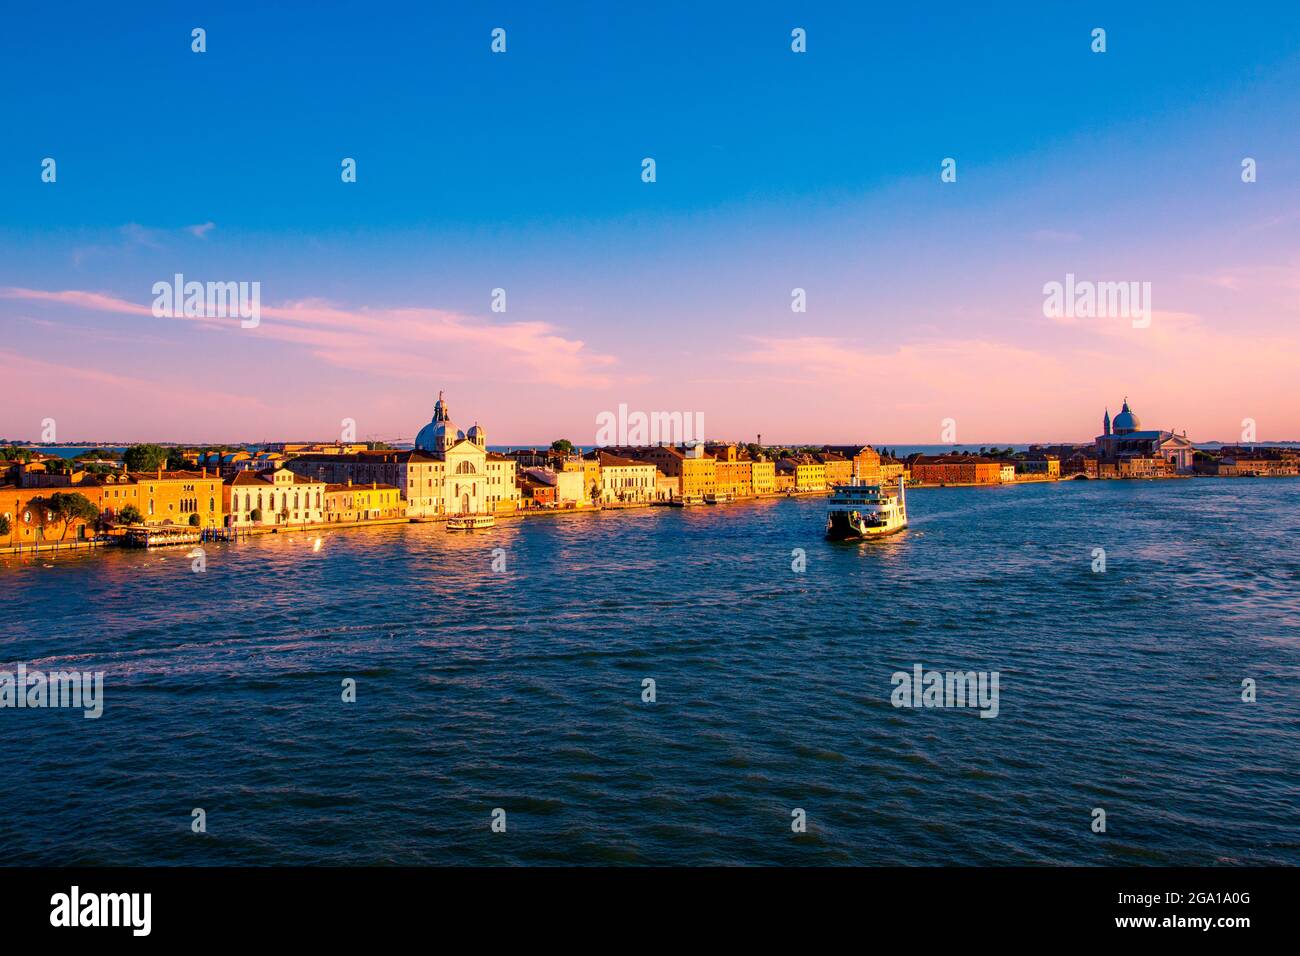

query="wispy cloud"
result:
[0,287,620,389]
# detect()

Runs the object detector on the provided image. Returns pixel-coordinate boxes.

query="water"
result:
[3,479,1298,865]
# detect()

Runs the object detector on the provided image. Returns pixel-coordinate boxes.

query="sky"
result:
[2,1,1299,446]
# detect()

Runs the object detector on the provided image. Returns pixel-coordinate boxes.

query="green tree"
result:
[551,438,574,455]
[250,507,263,523]
[0,514,10,536]
[119,504,144,525]
[188,513,201,527]
[47,491,99,542]
[166,448,189,470]
[123,444,168,472]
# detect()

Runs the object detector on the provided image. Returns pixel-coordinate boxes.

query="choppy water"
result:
[3,479,1298,865]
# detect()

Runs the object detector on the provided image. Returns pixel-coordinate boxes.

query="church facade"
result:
[285,392,519,518]
[1095,399,1196,474]
[412,392,519,516]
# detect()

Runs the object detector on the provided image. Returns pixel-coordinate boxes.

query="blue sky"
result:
[2,1,1299,443]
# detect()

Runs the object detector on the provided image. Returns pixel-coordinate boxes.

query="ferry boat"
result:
[825,475,908,540]
[704,493,732,505]
[668,495,705,508]
[446,513,495,531]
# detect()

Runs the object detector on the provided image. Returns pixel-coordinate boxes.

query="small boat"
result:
[668,495,705,508]
[825,476,908,540]
[446,513,495,531]
[704,493,732,505]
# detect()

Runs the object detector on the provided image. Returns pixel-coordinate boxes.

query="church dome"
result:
[414,390,457,452]
[414,419,447,451]
[1112,399,1141,434]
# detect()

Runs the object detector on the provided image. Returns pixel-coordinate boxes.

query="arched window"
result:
[456,460,475,474]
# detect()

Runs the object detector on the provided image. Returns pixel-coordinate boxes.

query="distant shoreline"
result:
[3,473,1294,559]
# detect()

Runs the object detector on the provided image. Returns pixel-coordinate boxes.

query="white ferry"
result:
[446,513,495,531]
[825,476,908,540]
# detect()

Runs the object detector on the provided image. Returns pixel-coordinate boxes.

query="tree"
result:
[250,507,263,523]
[188,513,201,527]
[119,504,144,525]
[47,491,99,542]
[123,444,168,472]
[0,515,10,537]
[551,438,574,455]
[166,448,189,470]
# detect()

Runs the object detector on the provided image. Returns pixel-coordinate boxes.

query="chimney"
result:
[347,478,352,487]
[157,465,163,479]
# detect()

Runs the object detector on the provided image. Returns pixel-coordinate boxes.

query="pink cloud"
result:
[0,287,620,389]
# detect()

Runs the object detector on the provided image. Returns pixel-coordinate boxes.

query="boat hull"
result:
[825,510,906,540]
[446,514,495,531]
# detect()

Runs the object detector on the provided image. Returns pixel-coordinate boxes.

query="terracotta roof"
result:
[595,451,651,468]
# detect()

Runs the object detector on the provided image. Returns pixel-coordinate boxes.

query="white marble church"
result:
[413,392,519,516]
[1095,399,1196,473]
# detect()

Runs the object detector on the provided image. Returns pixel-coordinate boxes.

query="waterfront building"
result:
[908,454,1003,485]
[775,455,826,492]
[815,451,853,488]
[285,450,442,516]
[287,392,519,517]
[749,457,776,495]
[323,481,404,522]
[225,467,325,527]
[705,444,754,498]
[878,453,907,483]
[823,445,882,482]
[587,451,658,503]
[521,466,589,507]
[89,472,143,522]
[1095,399,1195,474]
[1,485,99,545]
[1016,456,1060,478]
[655,472,678,501]
[606,444,716,499]
[773,471,796,493]
[517,475,556,507]
[1201,446,1300,477]
[119,468,225,527]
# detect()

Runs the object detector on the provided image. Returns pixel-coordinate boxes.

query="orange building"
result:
[1,486,99,547]
[816,452,853,488]
[908,455,1002,485]
[131,468,226,527]
[706,444,753,498]
[606,445,716,499]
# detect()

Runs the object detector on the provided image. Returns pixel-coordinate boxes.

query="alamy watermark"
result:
[891,664,999,718]
[1042,273,1151,328]
[595,404,704,446]
[152,273,260,328]
[1,664,104,718]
